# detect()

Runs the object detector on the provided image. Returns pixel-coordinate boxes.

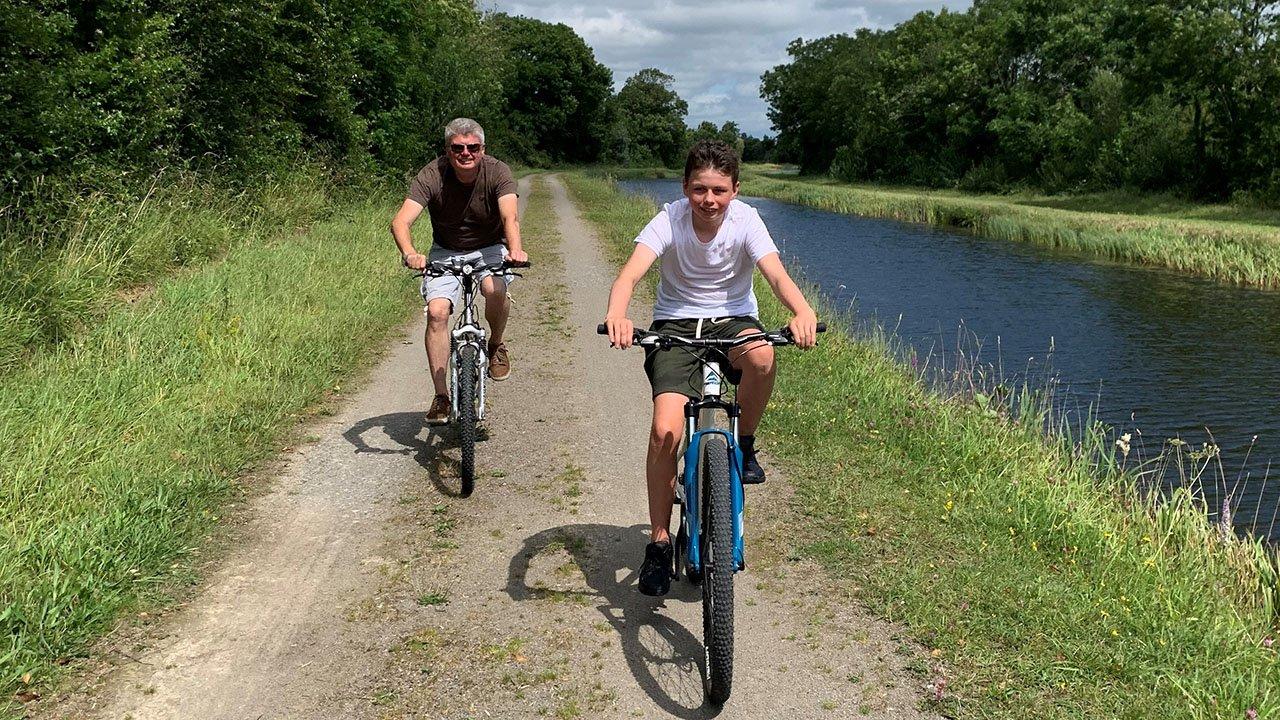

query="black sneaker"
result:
[740,435,765,485]
[638,541,674,596]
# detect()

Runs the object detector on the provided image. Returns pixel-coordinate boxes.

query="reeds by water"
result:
[743,172,1280,289]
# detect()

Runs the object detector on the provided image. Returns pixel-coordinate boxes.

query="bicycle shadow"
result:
[342,411,486,498]
[507,523,721,718]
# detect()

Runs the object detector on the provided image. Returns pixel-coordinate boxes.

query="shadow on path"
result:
[342,411,487,498]
[507,523,719,719]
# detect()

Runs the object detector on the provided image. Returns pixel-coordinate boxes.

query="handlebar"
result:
[595,322,826,348]
[412,258,531,278]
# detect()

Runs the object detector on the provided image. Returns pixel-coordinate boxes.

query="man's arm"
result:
[390,199,427,269]
[756,252,818,348]
[497,193,527,263]
[603,244,659,349]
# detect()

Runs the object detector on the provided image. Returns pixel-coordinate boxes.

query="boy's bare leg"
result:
[425,298,453,396]
[646,393,686,543]
[731,334,777,436]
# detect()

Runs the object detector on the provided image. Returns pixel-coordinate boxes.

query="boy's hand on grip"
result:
[604,317,634,349]
[788,312,819,349]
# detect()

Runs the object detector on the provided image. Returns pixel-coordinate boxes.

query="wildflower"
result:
[1115,433,1131,457]
[1263,637,1274,649]
[1246,710,1257,720]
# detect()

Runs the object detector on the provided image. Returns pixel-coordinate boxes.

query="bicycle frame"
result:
[679,356,746,574]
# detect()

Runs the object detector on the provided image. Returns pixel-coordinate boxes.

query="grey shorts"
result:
[420,244,509,309]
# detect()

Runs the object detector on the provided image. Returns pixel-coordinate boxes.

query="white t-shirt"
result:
[635,198,779,321]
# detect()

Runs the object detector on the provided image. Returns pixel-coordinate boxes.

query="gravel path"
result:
[34,175,938,720]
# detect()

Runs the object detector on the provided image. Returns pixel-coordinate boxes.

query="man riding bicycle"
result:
[390,118,528,424]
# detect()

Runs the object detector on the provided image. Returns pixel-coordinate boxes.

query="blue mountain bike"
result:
[598,320,824,705]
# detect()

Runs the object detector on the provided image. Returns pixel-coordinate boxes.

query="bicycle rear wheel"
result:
[456,344,478,497]
[700,434,734,705]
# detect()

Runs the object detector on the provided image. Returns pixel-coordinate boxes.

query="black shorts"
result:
[643,316,766,399]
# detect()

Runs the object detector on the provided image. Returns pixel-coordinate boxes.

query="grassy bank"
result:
[587,165,1280,288]
[562,171,1280,718]
[0,167,337,373]
[0,190,416,706]
[737,169,1280,290]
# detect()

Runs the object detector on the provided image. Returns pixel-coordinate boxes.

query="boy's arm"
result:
[756,253,819,348]
[604,244,659,349]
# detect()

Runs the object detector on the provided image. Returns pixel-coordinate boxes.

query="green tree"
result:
[740,134,777,163]
[0,0,186,189]
[489,14,612,164]
[339,0,503,171]
[760,0,1280,201]
[611,68,688,167]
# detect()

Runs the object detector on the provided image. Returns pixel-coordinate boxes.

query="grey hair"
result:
[443,117,485,144]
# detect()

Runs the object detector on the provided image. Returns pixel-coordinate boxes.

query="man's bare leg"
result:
[425,298,452,397]
[480,275,509,351]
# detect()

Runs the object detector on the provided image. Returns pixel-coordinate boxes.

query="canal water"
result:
[618,178,1280,539]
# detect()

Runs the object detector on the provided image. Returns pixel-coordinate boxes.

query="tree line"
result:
[761,0,1280,203]
[1,0,737,208]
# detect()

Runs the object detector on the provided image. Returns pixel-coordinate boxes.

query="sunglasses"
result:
[449,143,483,155]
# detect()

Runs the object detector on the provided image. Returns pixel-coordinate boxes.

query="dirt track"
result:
[34,175,938,719]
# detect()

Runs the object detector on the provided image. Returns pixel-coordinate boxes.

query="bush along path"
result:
[29,175,939,719]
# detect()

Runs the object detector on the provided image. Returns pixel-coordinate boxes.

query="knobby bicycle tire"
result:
[701,434,734,705]
[457,344,479,497]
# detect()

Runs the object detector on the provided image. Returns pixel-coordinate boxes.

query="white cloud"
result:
[486,0,970,136]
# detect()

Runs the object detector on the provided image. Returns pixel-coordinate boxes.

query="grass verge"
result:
[563,170,1280,719]
[735,168,1280,290]
[0,166,336,372]
[0,190,415,708]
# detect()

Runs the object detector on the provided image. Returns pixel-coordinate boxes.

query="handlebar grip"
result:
[506,260,531,268]
[596,324,608,335]
[817,322,827,333]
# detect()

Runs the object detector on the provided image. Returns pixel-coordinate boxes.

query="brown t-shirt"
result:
[406,155,517,252]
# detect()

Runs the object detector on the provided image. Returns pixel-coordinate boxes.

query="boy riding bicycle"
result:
[602,140,818,596]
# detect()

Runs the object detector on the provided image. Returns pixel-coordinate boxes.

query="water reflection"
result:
[619,178,1280,538]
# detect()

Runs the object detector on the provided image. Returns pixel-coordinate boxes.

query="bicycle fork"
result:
[449,327,487,421]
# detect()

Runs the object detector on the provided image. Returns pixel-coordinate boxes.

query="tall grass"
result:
[739,170,1280,289]
[0,193,415,705]
[0,167,334,372]
[564,171,1280,718]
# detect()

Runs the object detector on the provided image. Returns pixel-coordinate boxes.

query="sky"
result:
[484,0,971,137]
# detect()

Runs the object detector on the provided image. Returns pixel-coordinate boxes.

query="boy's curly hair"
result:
[683,140,740,185]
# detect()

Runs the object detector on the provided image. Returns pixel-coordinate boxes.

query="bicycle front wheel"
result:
[700,433,734,705]
[456,344,478,497]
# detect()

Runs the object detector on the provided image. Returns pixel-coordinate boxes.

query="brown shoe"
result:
[426,394,451,425]
[488,342,511,381]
